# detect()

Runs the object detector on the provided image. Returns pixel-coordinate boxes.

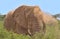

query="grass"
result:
[0,21,60,39]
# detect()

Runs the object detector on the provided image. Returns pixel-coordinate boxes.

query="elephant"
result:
[4,5,46,36]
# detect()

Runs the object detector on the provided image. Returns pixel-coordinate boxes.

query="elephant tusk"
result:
[28,29,31,35]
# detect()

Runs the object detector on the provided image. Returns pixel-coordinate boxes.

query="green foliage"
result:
[0,21,60,39]
[53,14,60,18]
[0,15,5,21]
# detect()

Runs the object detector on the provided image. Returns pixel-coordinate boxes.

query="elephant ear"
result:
[4,11,15,31]
[11,6,28,34]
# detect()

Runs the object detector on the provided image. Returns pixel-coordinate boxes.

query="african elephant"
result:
[4,5,46,36]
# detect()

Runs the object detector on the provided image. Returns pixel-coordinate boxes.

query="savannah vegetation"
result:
[0,14,60,39]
